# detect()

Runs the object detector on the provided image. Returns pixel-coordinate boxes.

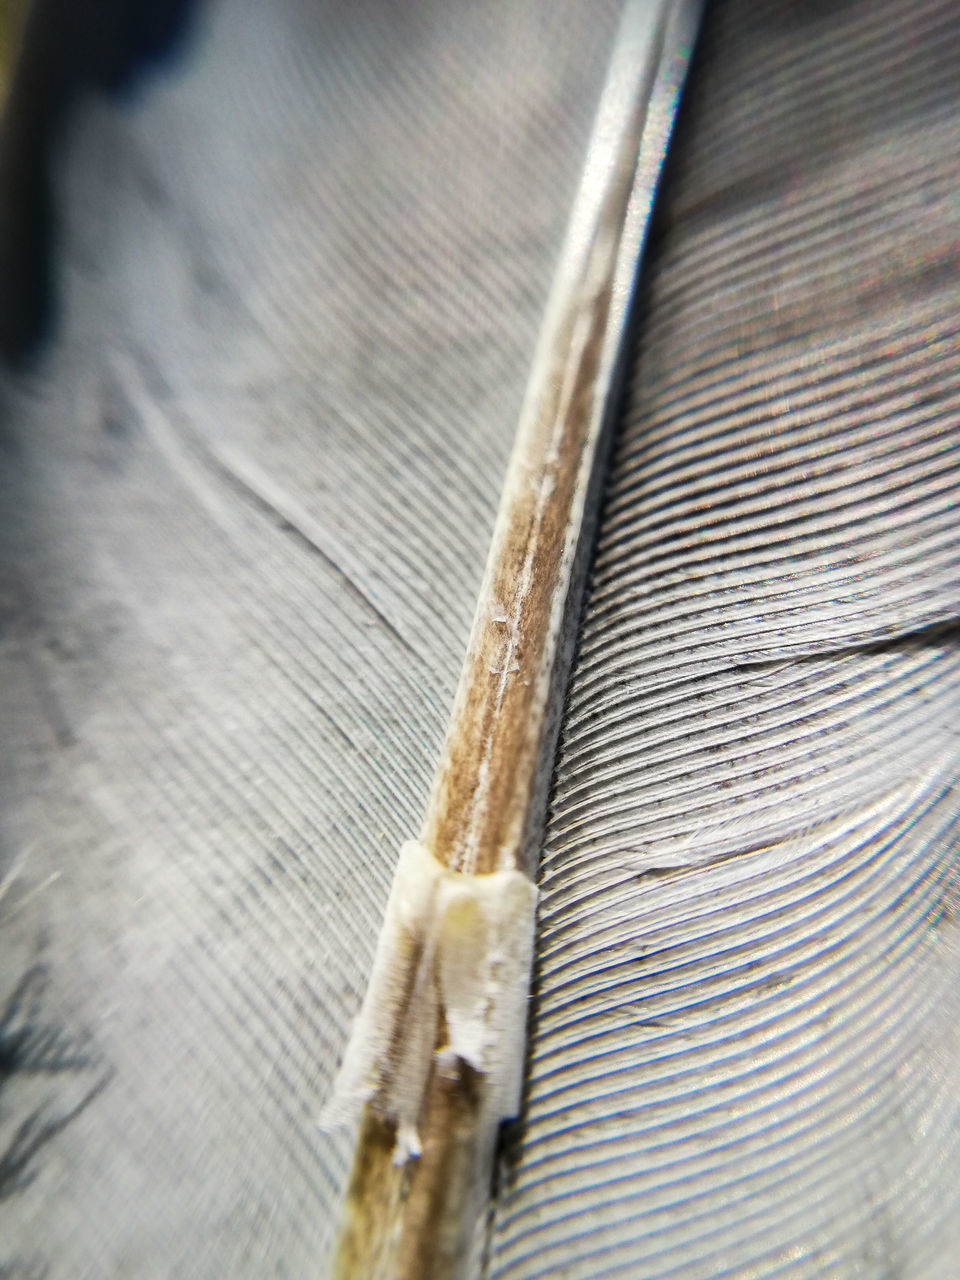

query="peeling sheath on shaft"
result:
[322,3,706,1277]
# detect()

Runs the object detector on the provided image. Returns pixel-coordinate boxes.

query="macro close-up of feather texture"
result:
[1,1,959,1277]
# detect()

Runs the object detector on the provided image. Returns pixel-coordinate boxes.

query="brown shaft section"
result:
[420,76,650,878]
[333,1051,487,1280]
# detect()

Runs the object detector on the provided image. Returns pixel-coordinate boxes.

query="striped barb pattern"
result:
[492,0,960,1276]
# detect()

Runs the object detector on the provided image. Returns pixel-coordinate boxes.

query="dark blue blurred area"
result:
[0,0,200,366]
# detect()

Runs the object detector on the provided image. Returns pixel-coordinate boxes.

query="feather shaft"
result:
[327,3,704,1275]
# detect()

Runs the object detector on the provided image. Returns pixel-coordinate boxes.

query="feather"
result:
[0,2,630,1275]
[0,1,958,1278]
